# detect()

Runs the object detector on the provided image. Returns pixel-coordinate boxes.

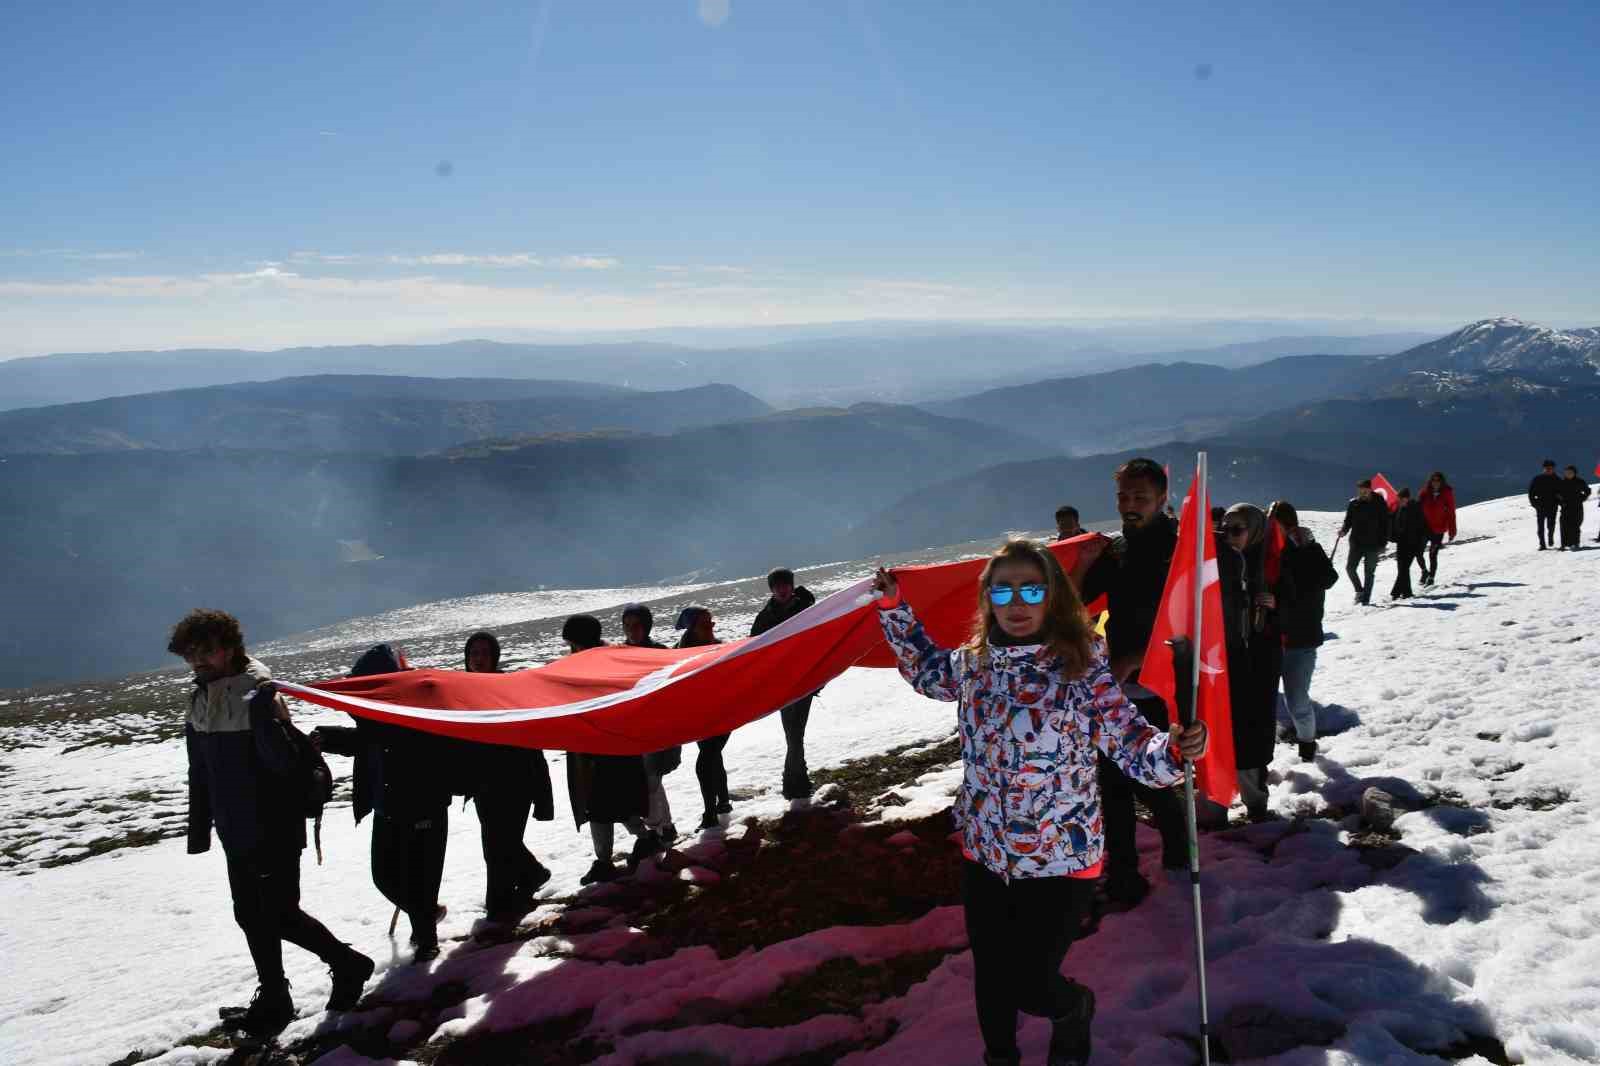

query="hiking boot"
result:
[1047,980,1096,1066]
[698,810,720,831]
[524,861,553,895]
[580,858,619,885]
[627,829,664,867]
[1101,865,1150,907]
[1298,740,1318,763]
[222,980,294,1038]
[412,938,440,963]
[715,799,733,815]
[326,947,374,1012]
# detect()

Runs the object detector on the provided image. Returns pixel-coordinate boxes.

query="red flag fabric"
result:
[1593,461,1599,478]
[278,534,1107,754]
[1371,473,1401,512]
[1263,513,1287,585]
[1138,468,1237,807]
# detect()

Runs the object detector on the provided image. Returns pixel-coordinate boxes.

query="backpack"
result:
[280,715,335,864]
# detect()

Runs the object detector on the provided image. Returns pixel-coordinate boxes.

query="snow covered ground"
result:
[3,494,1597,1064]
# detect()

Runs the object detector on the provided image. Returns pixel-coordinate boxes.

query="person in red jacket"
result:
[1418,471,1457,586]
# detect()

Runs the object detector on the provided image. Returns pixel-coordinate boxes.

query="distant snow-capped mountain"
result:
[1381,316,1600,381]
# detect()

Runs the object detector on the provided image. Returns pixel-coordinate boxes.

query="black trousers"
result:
[1537,506,1558,547]
[780,695,815,798]
[371,810,448,940]
[1424,530,1445,579]
[695,734,731,812]
[962,861,1097,1057]
[225,847,346,987]
[1560,507,1584,548]
[476,791,542,914]
[1391,543,1422,597]
[1099,695,1186,871]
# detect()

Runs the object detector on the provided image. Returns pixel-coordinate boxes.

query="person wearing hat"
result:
[676,606,733,829]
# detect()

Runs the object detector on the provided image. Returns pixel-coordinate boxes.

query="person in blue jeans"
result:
[1269,501,1339,761]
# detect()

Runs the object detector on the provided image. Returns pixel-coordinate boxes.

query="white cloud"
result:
[654,263,746,275]
[554,255,619,270]
[0,248,142,261]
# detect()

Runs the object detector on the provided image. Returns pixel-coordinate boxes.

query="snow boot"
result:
[627,829,665,868]
[222,979,294,1039]
[326,947,374,1012]
[1046,980,1096,1066]
[580,858,620,885]
[698,810,720,831]
[1298,740,1318,763]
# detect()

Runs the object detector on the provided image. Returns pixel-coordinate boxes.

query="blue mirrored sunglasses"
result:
[988,583,1047,606]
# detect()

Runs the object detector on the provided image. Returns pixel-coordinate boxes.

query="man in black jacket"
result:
[1389,488,1428,600]
[1339,480,1391,605]
[1529,460,1562,550]
[751,568,819,799]
[621,603,680,858]
[1557,464,1590,550]
[1071,458,1187,905]
[173,609,372,1039]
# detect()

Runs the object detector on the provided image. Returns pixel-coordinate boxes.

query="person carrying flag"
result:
[1339,479,1391,605]
[1070,458,1189,905]
[872,540,1208,1066]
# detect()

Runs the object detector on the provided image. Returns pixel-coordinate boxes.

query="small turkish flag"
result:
[1141,464,1236,807]
[1371,473,1401,512]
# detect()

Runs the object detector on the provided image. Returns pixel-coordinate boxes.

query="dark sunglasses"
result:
[989,583,1047,606]
[1224,523,1250,535]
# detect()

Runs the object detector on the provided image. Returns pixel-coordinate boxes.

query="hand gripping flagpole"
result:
[1168,449,1213,1066]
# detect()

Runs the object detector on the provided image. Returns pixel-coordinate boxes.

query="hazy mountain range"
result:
[1,316,1592,688]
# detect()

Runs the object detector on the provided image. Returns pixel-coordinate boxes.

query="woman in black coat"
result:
[464,631,555,921]
[676,606,732,830]
[1558,466,1591,550]
[1219,503,1285,820]
[559,615,651,886]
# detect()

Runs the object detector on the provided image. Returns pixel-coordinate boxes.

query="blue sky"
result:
[2,1,1598,357]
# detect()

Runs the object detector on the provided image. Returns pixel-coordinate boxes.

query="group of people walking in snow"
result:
[1528,459,1593,551]
[167,572,822,1040]
[171,453,1587,1063]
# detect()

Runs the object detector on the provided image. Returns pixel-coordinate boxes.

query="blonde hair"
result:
[966,538,1096,678]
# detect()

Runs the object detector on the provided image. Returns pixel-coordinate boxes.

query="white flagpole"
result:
[1180,451,1213,1065]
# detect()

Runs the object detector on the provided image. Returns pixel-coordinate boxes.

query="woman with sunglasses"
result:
[872,539,1208,1066]
[1218,504,1284,821]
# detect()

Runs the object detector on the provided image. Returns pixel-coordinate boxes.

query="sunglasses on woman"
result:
[988,583,1047,606]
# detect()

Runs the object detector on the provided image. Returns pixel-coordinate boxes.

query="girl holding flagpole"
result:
[872,540,1208,1066]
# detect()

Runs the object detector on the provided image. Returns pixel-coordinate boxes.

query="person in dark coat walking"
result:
[751,568,820,800]
[1558,465,1591,549]
[1339,480,1391,605]
[560,614,652,885]
[1529,460,1563,549]
[621,603,680,853]
[676,605,733,830]
[463,631,554,923]
[1389,488,1428,599]
[172,609,372,1038]
[1070,458,1189,904]
[311,644,452,961]
[1218,504,1284,820]
[1269,502,1338,762]
[1418,472,1457,585]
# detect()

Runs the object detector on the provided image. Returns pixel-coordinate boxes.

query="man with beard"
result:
[172,609,372,1039]
[1070,458,1187,906]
